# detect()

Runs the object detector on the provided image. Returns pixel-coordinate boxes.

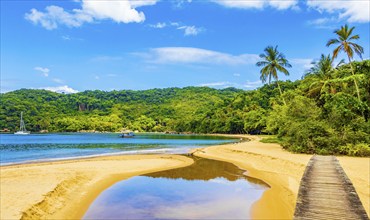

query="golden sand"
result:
[0,155,193,219]
[1,136,368,219]
[194,135,370,219]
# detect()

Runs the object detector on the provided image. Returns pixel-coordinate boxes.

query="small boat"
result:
[120,131,135,138]
[14,112,30,135]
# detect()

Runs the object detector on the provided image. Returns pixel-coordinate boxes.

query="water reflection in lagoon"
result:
[83,157,269,219]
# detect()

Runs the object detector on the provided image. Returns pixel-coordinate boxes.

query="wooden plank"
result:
[294,155,369,220]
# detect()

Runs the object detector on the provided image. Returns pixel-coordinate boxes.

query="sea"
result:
[0,133,237,166]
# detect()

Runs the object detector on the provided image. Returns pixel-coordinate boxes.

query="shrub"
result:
[338,143,370,157]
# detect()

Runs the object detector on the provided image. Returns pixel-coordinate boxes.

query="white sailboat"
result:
[14,112,30,135]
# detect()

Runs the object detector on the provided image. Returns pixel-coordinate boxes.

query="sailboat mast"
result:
[14,111,30,134]
[20,112,23,131]
[19,112,27,131]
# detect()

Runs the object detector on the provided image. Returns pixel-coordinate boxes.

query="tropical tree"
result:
[326,24,364,101]
[309,54,344,76]
[305,54,344,97]
[256,46,292,105]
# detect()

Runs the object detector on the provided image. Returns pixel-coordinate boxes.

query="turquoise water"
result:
[0,133,237,165]
[83,157,268,219]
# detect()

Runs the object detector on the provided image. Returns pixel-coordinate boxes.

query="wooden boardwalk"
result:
[294,155,369,220]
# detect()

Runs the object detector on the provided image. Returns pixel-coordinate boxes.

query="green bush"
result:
[338,143,370,157]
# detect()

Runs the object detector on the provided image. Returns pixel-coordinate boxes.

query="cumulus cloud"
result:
[212,0,298,10]
[307,0,370,23]
[34,67,50,77]
[25,0,159,30]
[141,47,260,65]
[41,85,79,94]
[25,6,92,30]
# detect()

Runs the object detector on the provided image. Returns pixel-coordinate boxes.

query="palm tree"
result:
[256,46,292,105]
[306,54,344,97]
[326,24,364,101]
[309,54,344,76]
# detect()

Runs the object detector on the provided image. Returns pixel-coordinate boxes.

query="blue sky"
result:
[1,0,369,93]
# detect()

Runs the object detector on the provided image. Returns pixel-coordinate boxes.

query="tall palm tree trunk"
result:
[276,80,287,105]
[347,56,361,101]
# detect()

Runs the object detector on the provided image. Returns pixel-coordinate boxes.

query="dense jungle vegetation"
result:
[1,25,369,156]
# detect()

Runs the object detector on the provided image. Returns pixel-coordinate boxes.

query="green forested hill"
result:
[1,61,369,156]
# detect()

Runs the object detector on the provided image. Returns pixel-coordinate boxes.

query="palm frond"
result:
[326,38,340,47]
[332,46,342,59]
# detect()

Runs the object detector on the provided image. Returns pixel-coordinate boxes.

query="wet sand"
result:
[0,155,193,220]
[1,136,368,219]
[194,135,370,219]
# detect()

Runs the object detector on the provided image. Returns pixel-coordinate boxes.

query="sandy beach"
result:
[194,135,370,219]
[0,154,193,220]
[1,136,368,219]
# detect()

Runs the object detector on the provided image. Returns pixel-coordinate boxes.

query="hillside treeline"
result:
[1,60,369,156]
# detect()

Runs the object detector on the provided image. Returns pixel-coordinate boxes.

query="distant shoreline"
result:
[0,132,238,166]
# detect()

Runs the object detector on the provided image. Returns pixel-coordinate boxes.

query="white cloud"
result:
[142,47,260,65]
[170,22,180,27]
[233,73,241,77]
[172,0,193,8]
[34,67,50,77]
[307,0,370,23]
[41,85,78,94]
[25,0,159,30]
[212,0,265,9]
[25,6,92,30]
[149,22,203,36]
[94,75,100,80]
[212,0,298,10]
[149,22,167,28]
[177,25,203,36]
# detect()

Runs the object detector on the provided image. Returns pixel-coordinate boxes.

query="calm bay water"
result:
[0,133,237,165]
[83,157,268,219]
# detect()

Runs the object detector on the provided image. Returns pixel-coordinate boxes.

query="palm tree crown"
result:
[305,54,344,97]
[309,54,343,77]
[256,46,292,84]
[256,46,292,105]
[326,24,364,61]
